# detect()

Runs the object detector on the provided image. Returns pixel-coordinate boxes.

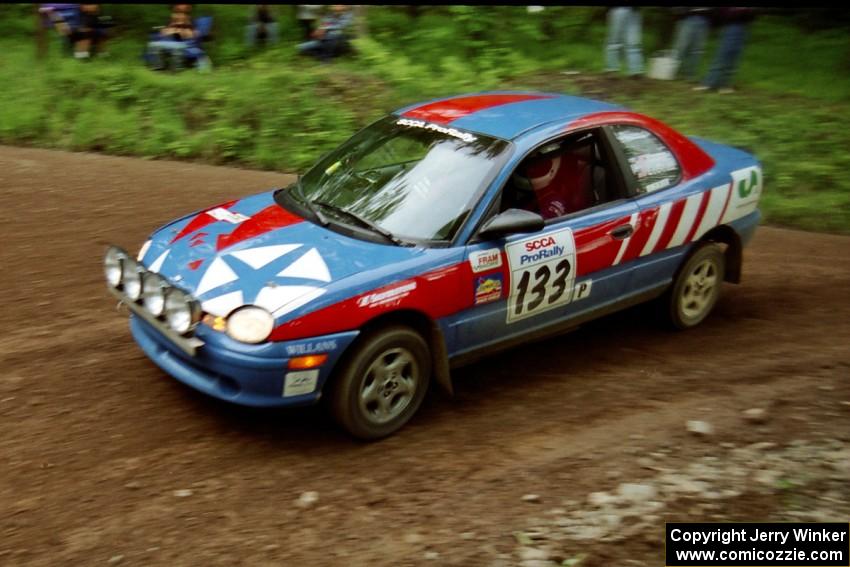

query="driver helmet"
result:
[513,142,564,193]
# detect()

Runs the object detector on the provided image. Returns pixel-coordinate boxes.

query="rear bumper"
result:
[130,315,358,408]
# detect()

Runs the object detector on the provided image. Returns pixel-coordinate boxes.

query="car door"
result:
[449,129,641,358]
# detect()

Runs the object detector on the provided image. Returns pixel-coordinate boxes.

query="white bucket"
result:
[648,54,679,80]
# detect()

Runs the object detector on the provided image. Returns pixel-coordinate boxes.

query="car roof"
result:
[393,91,625,140]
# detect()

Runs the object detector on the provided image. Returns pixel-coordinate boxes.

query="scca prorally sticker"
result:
[474,274,503,305]
[396,118,477,143]
[357,281,417,308]
[506,228,576,323]
[283,370,319,397]
[469,248,502,273]
[207,207,250,224]
[285,339,338,357]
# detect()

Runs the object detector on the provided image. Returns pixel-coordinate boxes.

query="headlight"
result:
[226,306,274,344]
[165,288,200,335]
[142,272,168,317]
[122,257,143,301]
[104,246,127,288]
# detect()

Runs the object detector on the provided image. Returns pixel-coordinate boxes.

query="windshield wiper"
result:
[293,177,329,226]
[312,200,410,246]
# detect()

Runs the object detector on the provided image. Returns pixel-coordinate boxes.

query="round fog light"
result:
[104,246,127,288]
[143,273,168,317]
[122,257,143,301]
[165,288,199,335]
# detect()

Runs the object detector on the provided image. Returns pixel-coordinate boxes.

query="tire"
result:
[329,325,431,440]
[665,242,725,330]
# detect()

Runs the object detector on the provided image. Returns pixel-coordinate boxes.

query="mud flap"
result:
[429,321,453,397]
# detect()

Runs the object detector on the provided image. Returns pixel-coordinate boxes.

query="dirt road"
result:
[1,146,848,566]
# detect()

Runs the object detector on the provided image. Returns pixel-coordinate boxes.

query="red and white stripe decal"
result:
[653,199,686,253]
[215,205,302,251]
[668,193,706,249]
[402,94,554,125]
[170,200,238,244]
[612,213,639,266]
[640,202,672,257]
[694,183,732,240]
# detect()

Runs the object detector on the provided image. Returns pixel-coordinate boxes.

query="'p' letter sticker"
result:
[574,279,592,301]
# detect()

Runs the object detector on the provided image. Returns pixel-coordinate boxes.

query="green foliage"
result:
[0,7,848,233]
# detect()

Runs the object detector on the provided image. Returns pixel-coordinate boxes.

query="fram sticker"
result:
[283,370,319,397]
[474,274,503,305]
[469,248,502,273]
[357,281,417,308]
[207,207,250,224]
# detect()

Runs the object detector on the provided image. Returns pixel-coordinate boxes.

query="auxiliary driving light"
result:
[122,257,143,301]
[165,287,200,335]
[104,246,127,288]
[142,272,169,317]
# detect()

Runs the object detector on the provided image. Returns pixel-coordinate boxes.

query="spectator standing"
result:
[246,5,278,47]
[604,7,644,77]
[296,5,322,42]
[39,3,111,59]
[696,7,756,93]
[297,5,354,62]
[670,7,711,81]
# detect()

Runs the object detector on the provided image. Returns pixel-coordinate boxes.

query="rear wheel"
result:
[329,325,431,440]
[666,242,725,330]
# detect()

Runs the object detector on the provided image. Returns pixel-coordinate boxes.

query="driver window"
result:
[500,129,619,221]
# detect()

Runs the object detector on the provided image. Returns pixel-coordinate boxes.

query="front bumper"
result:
[130,315,359,408]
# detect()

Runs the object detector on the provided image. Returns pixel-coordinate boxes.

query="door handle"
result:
[610,224,634,240]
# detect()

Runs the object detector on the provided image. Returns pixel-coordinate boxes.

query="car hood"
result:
[139,190,429,320]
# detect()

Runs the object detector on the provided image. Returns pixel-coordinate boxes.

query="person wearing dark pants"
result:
[697,7,756,93]
[671,7,712,81]
[245,5,278,47]
[296,5,321,42]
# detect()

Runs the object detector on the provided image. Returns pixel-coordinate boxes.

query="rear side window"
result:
[611,125,681,193]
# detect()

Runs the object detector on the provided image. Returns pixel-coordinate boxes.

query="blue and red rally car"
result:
[104,92,763,439]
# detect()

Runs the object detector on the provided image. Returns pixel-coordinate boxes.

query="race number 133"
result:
[506,228,577,323]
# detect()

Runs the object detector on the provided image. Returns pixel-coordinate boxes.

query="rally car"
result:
[104,91,762,439]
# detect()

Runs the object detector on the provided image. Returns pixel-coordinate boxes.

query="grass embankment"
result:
[0,5,848,233]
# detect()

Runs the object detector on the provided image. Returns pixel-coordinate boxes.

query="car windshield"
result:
[284,115,510,243]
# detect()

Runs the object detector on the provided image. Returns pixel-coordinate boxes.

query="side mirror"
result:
[477,208,545,240]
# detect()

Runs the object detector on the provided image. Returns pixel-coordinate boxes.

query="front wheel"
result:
[666,242,725,330]
[329,325,431,440]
